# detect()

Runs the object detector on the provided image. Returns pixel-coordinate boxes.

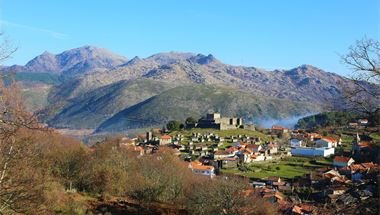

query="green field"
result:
[170,128,271,142]
[340,134,354,151]
[221,156,333,180]
[370,133,380,142]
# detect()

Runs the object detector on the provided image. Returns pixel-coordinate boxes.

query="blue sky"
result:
[0,0,379,76]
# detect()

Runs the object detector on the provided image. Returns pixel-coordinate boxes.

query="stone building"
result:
[196,113,243,130]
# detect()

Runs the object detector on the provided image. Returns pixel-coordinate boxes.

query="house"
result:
[262,191,284,203]
[292,204,316,215]
[277,200,294,214]
[278,185,292,193]
[246,144,262,153]
[267,176,281,185]
[251,181,266,188]
[266,143,278,154]
[349,122,359,128]
[271,125,289,135]
[250,153,265,162]
[333,156,355,167]
[358,118,368,125]
[328,186,349,195]
[237,148,254,163]
[322,169,348,183]
[290,139,303,148]
[315,137,340,148]
[339,162,380,181]
[305,132,321,141]
[159,135,172,145]
[218,157,239,169]
[214,150,234,160]
[225,146,239,155]
[291,147,334,157]
[353,140,374,157]
[272,181,287,189]
[188,161,215,178]
[351,171,365,181]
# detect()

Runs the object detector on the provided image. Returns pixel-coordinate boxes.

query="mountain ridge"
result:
[0,45,361,132]
[1,45,128,77]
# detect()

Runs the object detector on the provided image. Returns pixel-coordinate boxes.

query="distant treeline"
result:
[295,111,361,129]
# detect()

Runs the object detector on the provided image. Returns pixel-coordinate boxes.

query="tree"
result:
[341,37,380,125]
[166,120,181,131]
[186,176,276,215]
[185,116,197,126]
[0,34,50,214]
[0,33,17,63]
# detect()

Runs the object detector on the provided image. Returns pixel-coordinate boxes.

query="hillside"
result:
[295,111,361,129]
[0,72,62,112]
[96,85,320,132]
[45,79,173,129]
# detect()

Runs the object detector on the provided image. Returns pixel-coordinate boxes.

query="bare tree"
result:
[341,37,380,124]
[0,33,17,64]
[0,34,47,214]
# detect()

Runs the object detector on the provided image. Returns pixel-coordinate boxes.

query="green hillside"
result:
[295,111,360,129]
[22,85,52,112]
[0,72,61,112]
[2,72,61,85]
[96,85,320,132]
[46,79,173,129]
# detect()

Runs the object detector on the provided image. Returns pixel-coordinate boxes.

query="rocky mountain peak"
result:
[147,52,195,65]
[190,53,220,65]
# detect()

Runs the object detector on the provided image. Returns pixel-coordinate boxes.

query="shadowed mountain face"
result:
[96,85,320,132]
[1,46,361,132]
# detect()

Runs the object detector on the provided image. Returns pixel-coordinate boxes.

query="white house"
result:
[290,139,303,148]
[159,135,172,145]
[251,153,265,162]
[188,161,215,178]
[246,144,262,153]
[333,156,355,167]
[291,147,334,157]
[315,137,340,148]
[358,119,368,125]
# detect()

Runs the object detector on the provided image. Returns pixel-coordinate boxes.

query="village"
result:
[114,113,380,214]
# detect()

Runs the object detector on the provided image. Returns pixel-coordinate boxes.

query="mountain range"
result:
[1,46,356,133]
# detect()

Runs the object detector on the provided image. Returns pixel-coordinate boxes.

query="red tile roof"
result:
[278,200,294,212]
[215,150,231,155]
[272,125,288,130]
[189,161,214,171]
[321,136,337,142]
[225,147,238,153]
[299,203,316,213]
[160,135,172,140]
[334,156,352,163]
[292,205,303,214]
[273,182,286,186]
[246,144,260,149]
[267,176,281,182]
[358,141,372,148]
